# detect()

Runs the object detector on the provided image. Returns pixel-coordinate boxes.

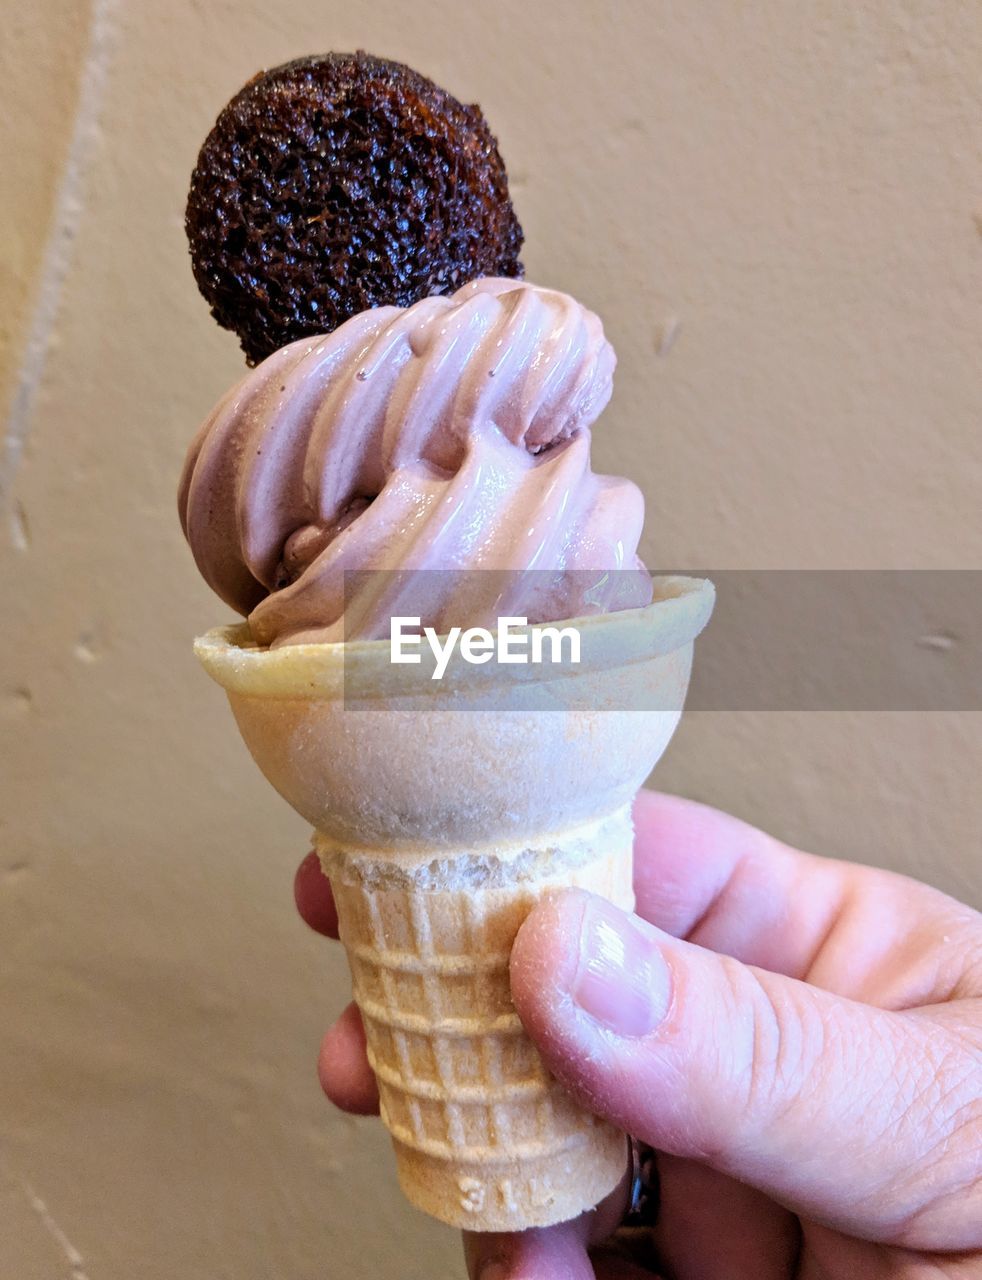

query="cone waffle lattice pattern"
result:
[319,811,633,1230]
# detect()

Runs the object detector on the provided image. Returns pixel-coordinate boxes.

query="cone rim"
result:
[193,574,714,700]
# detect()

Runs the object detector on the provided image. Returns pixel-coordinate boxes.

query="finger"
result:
[593,1157,799,1280]
[649,1155,799,1280]
[631,792,982,1006]
[463,1222,593,1280]
[590,1255,655,1280]
[317,1002,379,1115]
[799,1221,982,1280]
[294,850,339,938]
[462,1171,629,1279]
[631,791,840,966]
[510,889,982,1250]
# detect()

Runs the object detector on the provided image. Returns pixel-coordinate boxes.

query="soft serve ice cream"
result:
[179,277,651,645]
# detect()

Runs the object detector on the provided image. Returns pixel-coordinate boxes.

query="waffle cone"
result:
[194,577,714,1230]
[320,811,633,1228]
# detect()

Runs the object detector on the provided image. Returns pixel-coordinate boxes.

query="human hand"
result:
[295,791,982,1277]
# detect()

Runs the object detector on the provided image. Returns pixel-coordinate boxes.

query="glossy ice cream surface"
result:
[179,278,650,645]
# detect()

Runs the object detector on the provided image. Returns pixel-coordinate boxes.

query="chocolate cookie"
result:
[186,51,524,364]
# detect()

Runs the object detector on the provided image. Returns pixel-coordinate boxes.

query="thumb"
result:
[509,890,978,1250]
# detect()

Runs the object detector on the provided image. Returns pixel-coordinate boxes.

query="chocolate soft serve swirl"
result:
[179,278,650,645]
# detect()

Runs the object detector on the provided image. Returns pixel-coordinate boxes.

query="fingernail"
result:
[572,898,670,1036]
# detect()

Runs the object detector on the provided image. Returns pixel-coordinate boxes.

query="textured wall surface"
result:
[1,2,980,1277]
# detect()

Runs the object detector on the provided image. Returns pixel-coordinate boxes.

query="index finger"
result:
[631,791,980,1005]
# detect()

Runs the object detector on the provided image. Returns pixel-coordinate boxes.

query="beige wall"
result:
[1,2,979,1277]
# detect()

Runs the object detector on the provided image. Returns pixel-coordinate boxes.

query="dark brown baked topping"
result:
[186,51,524,364]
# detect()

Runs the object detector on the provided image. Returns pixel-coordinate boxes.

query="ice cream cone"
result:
[194,576,714,1230]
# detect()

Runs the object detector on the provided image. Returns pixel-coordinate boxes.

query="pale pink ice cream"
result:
[179,277,650,645]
